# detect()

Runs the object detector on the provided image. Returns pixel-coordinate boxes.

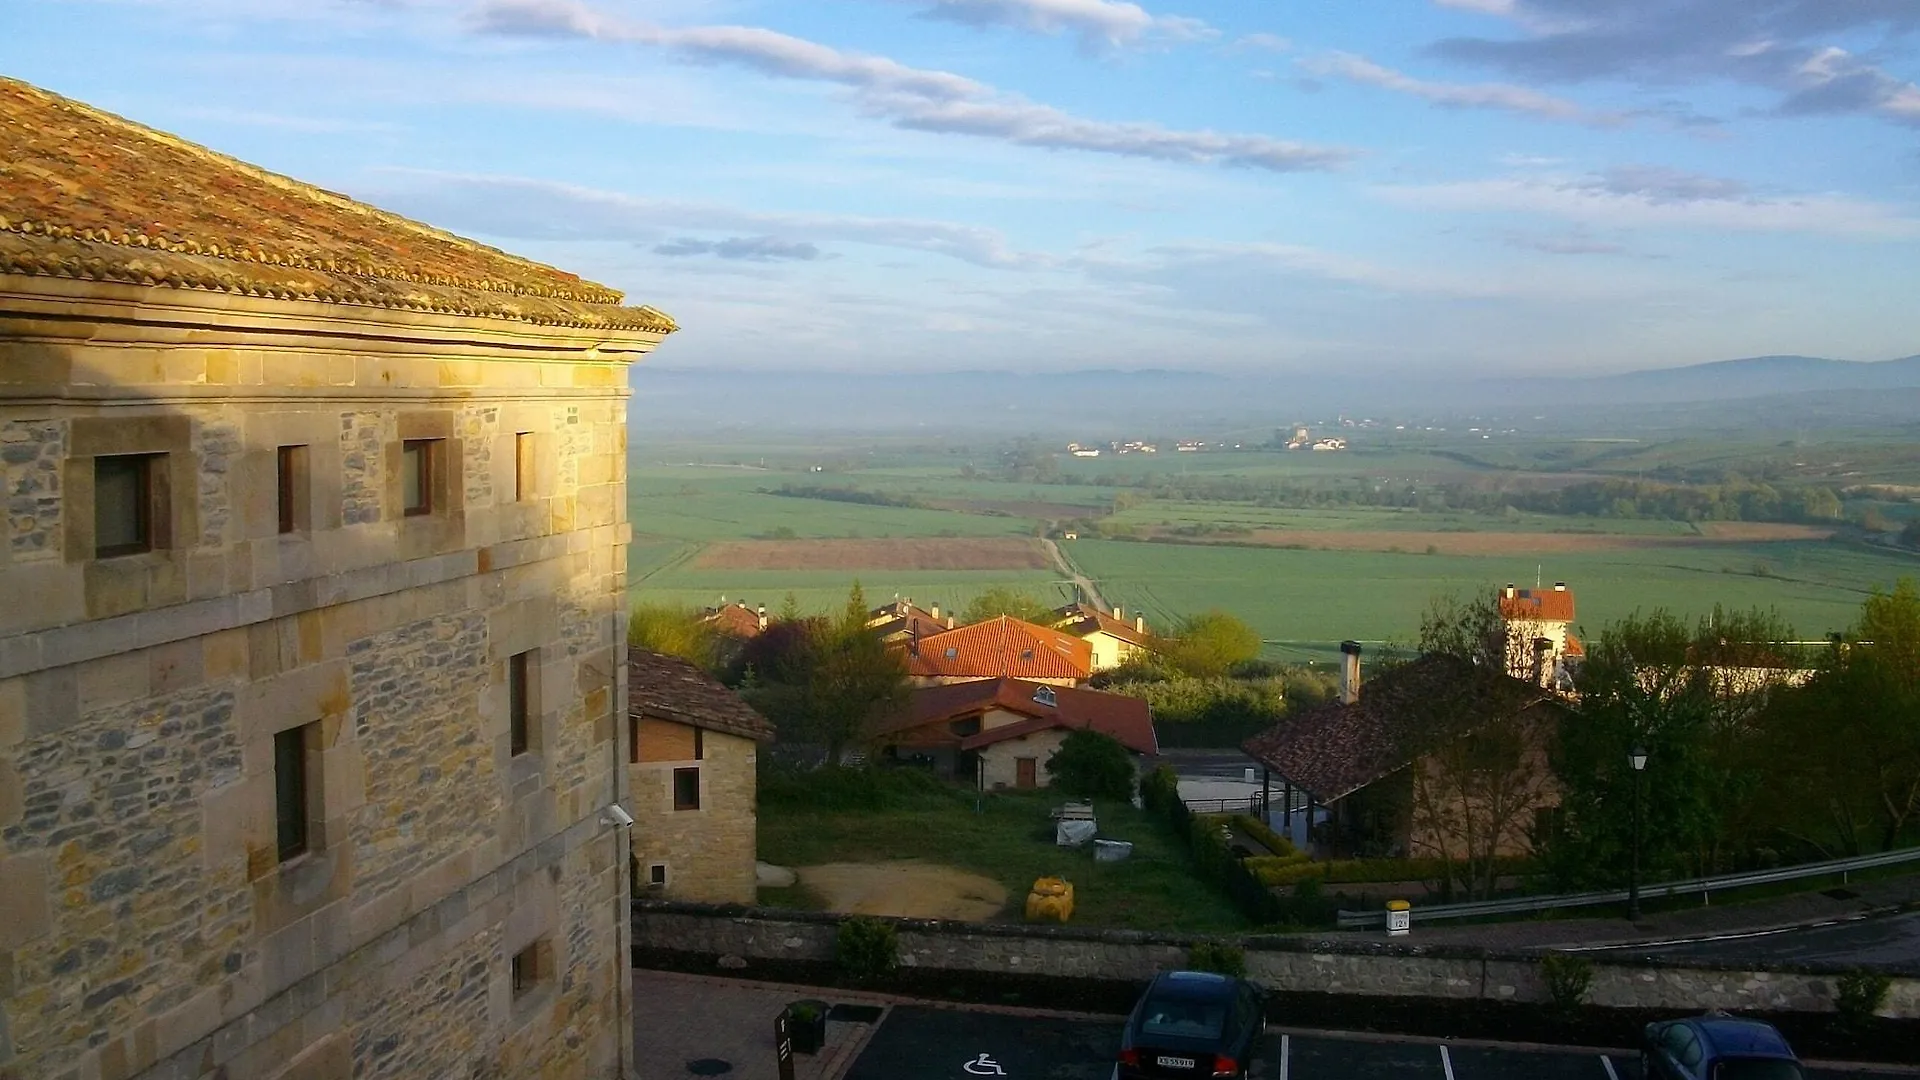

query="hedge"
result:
[1231,814,1295,857]
[1247,856,1538,889]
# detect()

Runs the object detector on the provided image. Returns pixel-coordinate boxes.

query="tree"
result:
[628,603,724,672]
[1162,610,1261,678]
[961,586,1056,625]
[1045,729,1137,801]
[735,583,908,763]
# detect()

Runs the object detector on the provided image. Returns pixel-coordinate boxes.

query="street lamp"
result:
[1628,744,1649,921]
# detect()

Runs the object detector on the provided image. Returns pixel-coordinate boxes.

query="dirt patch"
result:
[797,861,1008,921]
[691,538,1051,572]
[1170,526,1832,556]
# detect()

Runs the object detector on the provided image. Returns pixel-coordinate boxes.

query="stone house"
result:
[1047,602,1155,672]
[0,78,672,1080]
[898,616,1093,688]
[1241,653,1567,863]
[626,650,774,904]
[872,677,1158,790]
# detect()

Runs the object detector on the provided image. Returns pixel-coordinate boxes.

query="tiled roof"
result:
[0,77,675,333]
[701,603,766,641]
[901,616,1092,681]
[875,677,1158,756]
[1049,603,1153,648]
[628,650,774,743]
[868,600,951,641]
[1563,631,1585,658]
[1499,586,1575,623]
[1240,654,1564,804]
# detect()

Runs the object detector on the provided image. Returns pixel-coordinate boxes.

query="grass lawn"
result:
[756,781,1247,933]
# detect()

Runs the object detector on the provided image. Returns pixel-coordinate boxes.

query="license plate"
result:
[1155,1056,1195,1070]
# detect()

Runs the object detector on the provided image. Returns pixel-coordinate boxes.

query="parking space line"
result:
[1279,1034,1289,1080]
[1440,1044,1456,1080]
[1601,1055,1620,1080]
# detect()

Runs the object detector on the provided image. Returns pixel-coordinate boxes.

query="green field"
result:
[1103,501,1699,536]
[1067,538,1919,662]
[633,569,1072,618]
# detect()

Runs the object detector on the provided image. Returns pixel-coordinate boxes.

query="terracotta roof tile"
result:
[900,616,1092,681]
[1499,586,1575,623]
[0,77,674,333]
[1049,603,1153,649]
[1240,654,1565,804]
[875,677,1157,756]
[628,650,774,743]
[701,603,766,641]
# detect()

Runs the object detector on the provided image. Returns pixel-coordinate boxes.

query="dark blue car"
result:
[1641,1013,1806,1080]
[1116,970,1265,1080]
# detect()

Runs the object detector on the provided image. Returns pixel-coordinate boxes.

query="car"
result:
[1116,970,1265,1080]
[1641,1013,1807,1080]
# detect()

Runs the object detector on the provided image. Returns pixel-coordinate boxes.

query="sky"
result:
[5,0,1919,376]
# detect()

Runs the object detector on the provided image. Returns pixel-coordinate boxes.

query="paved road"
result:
[1593,910,1920,971]
[843,1005,1912,1080]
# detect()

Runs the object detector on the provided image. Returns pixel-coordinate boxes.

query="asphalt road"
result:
[1592,911,1920,971]
[842,1005,1913,1080]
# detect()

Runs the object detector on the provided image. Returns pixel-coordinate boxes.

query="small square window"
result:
[276,445,308,535]
[95,454,157,557]
[514,432,535,502]
[509,651,533,756]
[274,725,310,862]
[673,766,700,811]
[510,941,548,999]
[649,863,667,886]
[402,439,435,516]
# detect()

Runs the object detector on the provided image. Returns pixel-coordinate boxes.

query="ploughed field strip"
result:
[842,1006,1911,1080]
[689,537,1053,571]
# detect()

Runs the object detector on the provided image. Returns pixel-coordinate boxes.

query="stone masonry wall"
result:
[630,904,1920,1020]
[630,728,759,904]
[1,283,657,1080]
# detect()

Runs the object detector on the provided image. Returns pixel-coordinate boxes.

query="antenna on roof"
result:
[1535,565,1542,590]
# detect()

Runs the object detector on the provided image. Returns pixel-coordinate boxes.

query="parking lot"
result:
[842,1005,1915,1080]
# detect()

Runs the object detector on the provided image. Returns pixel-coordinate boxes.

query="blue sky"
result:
[6,0,1918,375]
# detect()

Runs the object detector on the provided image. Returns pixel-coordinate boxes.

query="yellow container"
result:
[1024,877,1075,923]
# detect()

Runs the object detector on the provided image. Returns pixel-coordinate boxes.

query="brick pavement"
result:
[1321,871,1920,951]
[633,970,891,1080]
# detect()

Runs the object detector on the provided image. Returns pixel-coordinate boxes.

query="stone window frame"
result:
[672,766,701,812]
[275,444,312,535]
[508,649,538,757]
[63,414,196,565]
[646,862,668,889]
[92,452,166,557]
[513,430,537,502]
[390,411,461,524]
[509,939,552,1000]
[274,723,312,862]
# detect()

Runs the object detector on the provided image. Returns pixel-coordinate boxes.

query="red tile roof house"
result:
[1499,581,1585,688]
[872,678,1159,790]
[1047,602,1156,671]
[1240,649,1569,876]
[866,597,954,645]
[897,615,1094,687]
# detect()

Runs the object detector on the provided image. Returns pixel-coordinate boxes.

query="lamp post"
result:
[1628,744,1649,921]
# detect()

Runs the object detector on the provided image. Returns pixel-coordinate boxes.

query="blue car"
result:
[1641,1013,1806,1080]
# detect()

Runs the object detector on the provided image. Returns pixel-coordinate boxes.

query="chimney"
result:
[1339,640,1362,705]
[757,605,768,631]
[1113,604,1122,619]
[931,604,940,620]
[1135,615,1146,634]
[947,616,955,629]
[1503,584,1516,600]
[1553,582,1567,592]
[1531,637,1552,686]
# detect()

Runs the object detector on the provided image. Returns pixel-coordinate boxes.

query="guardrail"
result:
[1335,845,1920,929]
[1183,794,1311,817]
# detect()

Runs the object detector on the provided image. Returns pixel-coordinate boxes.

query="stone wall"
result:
[629,902,1920,1020]
[629,726,759,904]
[979,727,1066,790]
[1,276,665,1080]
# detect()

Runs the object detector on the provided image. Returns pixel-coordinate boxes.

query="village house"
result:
[1241,645,1567,866]
[1499,581,1584,689]
[872,677,1158,790]
[898,615,1093,687]
[1047,602,1155,672]
[627,650,774,904]
[0,78,671,1080]
[865,596,953,645]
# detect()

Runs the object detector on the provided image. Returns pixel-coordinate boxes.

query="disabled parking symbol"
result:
[963,1053,1006,1076]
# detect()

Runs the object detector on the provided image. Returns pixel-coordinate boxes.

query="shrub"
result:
[1045,729,1138,802]
[1539,953,1594,1012]
[1231,814,1295,857]
[1834,969,1892,1031]
[836,917,898,981]
[1138,764,1180,813]
[1187,940,1247,978]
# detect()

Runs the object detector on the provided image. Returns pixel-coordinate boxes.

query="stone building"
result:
[625,651,774,904]
[0,78,673,1079]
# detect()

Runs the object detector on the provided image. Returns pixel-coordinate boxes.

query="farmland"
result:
[625,429,1920,649]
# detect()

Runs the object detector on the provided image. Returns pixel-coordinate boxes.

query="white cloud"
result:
[909,0,1214,50]
[1232,32,1292,53]
[1300,52,1623,125]
[1376,170,1920,239]
[472,0,1352,171]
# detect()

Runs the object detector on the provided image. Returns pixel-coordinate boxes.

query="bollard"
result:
[1386,899,1411,937]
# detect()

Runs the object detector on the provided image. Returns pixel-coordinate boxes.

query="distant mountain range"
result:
[628,355,1920,434]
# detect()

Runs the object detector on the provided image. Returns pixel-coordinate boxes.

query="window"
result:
[628,715,641,765]
[95,454,158,557]
[509,651,532,756]
[648,863,667,887]
[510,941,548,999]
[401,439,435,516]
[673,766,700,811]
[274,725,310,862]
[514,432,535,502]
[276,444,308,535]
[693,726,704,761]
